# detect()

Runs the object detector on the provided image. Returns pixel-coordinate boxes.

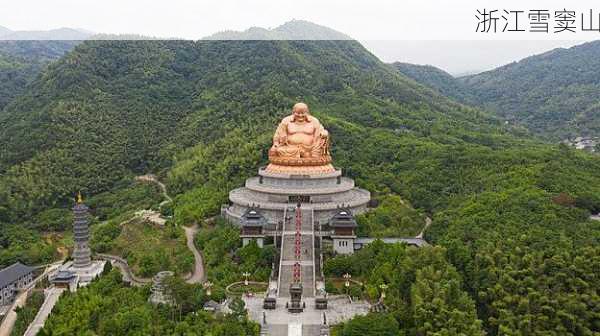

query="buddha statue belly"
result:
[287,123,315,146]
[276,123,317,157]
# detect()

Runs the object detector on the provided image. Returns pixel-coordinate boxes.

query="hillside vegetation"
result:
[0,32,599,334]
[394,62,476,105]
[0,41,78,110]
[395,41,600,140]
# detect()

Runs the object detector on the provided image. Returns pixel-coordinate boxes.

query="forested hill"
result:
[0,39,509,219]
[393,41,600,140]
[0,41,79,110]
[460,40,600,140]
[393,62,476,105]
[1,36,599,334]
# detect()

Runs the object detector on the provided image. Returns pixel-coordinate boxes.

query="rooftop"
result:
[0,262,36,288]
[355,237,429,247]
[50,269,77,283]
[329,209,358,227]
[241,207,268,227]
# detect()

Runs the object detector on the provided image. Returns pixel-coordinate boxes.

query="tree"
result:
[229,297,247,320]
[340,313,401,336]
[102,260,112,276]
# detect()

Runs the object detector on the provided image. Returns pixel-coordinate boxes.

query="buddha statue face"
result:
[291,103,309,123]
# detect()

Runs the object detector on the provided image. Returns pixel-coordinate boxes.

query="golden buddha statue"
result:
[266,103,334,174]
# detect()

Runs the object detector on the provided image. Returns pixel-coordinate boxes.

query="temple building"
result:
[50,193,105,291]
[223,102,373,308]
[229,103,428,327]
[73,193,92,269]
[0,262,35,306]
[328,209,358,254]
[240,207,268,247]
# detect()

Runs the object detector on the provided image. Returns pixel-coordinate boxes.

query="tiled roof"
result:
[0,262,35,288]
[354,237,429,247]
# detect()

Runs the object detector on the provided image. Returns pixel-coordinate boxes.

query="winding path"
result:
[96,253,151,286]
[415,216,432,239]
[135,174,172,209]
[183,224,205,284]
[119,175,206,285]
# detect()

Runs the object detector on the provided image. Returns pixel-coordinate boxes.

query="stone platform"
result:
[224,167,370,225]
[245,296,370,335]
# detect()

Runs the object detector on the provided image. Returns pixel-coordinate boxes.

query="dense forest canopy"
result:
[0,41,78,110]
[395,40,600,140]
[0,32,599,335]
[393,62,477,106]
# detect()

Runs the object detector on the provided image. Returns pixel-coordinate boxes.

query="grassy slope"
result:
[108,218,193,277]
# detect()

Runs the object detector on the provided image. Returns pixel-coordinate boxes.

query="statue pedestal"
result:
[224,167,371,227]
[287,282,304,313]
[266,155,335,174]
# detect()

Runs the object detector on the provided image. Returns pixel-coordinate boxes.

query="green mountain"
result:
[460,41,600,139]
[394,62,476,105]
[0,39,507,217]
[1,32,599,334]
[0,41,79,110]
[394,41,600,140]
[204,20,352,40]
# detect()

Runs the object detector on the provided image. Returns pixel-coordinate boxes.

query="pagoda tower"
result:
[72,192,92,269]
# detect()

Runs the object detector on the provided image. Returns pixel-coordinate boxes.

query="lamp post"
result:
[203,281,213,297]
[343,273,351,289]
[243,272,251,286]
[379,283,388,300]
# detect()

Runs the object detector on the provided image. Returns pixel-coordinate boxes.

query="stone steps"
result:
[278,208,315,298]
[261,324,328,336]
[282,235,314,261]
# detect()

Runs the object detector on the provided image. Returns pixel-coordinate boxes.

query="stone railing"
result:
[96,254,151,285]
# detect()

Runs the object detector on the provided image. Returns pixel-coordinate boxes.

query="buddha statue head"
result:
[291,102,310,123]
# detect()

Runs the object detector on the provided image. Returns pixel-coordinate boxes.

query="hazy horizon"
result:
[361,40,586,75]
[1,0,597,75]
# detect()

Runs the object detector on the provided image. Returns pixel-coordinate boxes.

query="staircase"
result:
[277,205,316,298]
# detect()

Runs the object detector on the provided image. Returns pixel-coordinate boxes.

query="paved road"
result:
[0,290,28,336]
[23,287,65,336]
[183,224,205,284]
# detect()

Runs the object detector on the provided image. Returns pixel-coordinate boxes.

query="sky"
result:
[2,0,599,74]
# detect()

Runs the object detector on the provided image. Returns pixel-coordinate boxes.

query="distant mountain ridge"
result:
[460,40,600,139]
[0,40,79,110]
[0,27,93,40]
[393,40,600,140]
[204,20,352,40]
[0,25,12,37]
[394,62,476,105]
